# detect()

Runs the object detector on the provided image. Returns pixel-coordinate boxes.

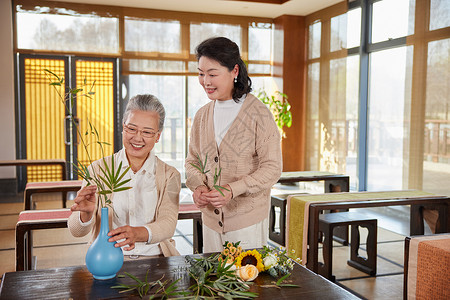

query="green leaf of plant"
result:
[113,186,132,193]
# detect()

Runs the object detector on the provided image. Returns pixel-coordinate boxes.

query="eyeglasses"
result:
[123,124,158,138]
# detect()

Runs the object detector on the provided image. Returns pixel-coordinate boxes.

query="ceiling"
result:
[49,0,342,18]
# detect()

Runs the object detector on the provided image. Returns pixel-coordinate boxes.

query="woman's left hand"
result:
[202,184,232,208]
[107,225,148,251]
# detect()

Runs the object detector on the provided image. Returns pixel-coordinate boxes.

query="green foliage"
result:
[185,254,258,299]
[256,90,292,138]
[112,271,188,299]
[190,153,229,197]
[44,69,131,208]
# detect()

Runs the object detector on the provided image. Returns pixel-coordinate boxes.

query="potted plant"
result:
[256,90,292,138]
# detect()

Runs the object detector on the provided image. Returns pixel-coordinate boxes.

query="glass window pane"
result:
[367,46,413,191]
[249,23,272,61]
[430,0,450,31]
[187,76,209,145]
[308,22,321,59]
[128,75,185,172]
[424,38,450,196]
[325,58,348,175]
[16,12,118,53]
[306,63,320,170]
[347,8,361,49]
[330,14,347,52]
[125,18,180,53]
[372,0,415,43]
[125,59,184,73]
[251,77,280,95]
[248,64,271,74]
[190,23,241,54]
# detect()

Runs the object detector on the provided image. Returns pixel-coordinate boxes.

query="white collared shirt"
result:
[81,148,161,256]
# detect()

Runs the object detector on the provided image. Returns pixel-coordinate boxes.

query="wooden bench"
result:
[318,211,377,281]
[24,180,83,210]
[16,203,202,271]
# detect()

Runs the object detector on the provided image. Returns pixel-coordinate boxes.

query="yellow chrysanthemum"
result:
[227,242,233,248]
[230,246,237,255]
[223,248,230,256]
[235,249,264,272]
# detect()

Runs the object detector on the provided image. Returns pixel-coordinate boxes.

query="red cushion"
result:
[18,209,72,222]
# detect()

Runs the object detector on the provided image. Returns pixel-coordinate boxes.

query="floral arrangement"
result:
[219,242,298,282]
[112,243,299,298]
[45,69,131,209]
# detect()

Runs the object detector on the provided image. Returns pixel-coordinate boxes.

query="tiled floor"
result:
[0,185,414,299]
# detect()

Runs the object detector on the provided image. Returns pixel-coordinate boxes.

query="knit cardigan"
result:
[185,93,282,233]
[68,155,181,257]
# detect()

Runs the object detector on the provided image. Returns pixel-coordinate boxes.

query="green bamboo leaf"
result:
[276,273,290,286]
[101,157,114,182]
[190,163,202,173]
[113,161,123,183]
[125,272,144,284]
[44,69,61,81]
[98,171,113,190]
[116,166,131,183]
[98,190,112,195]
[113,178,131,189]
[113,186,132,193]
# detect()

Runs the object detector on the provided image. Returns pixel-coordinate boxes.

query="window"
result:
[305,0,450,195]
[14,1,274,177]
[16,9,119,53]
[125,18,181,53]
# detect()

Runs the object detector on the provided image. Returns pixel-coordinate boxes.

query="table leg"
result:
[15,226,26,271]
[193,218,203,254]
[324,179,350,245]
[306,207,321,273]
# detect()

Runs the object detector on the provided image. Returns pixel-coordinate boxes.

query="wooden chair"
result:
[24,180,82,210]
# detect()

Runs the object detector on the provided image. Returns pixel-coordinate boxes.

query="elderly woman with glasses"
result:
[68,94,181,258]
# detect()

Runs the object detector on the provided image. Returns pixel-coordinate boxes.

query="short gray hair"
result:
[122,94,165,131]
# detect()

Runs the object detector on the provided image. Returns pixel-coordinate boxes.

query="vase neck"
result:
[100,207,109,235]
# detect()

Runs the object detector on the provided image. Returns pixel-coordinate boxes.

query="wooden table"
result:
[277,171,349,192]
[1,255,359,299]
[270,171,350,245]
[301,191,450,273]
[0,159,67,180]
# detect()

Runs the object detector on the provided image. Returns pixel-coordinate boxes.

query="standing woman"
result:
[185,37,282,252]
[68,94,180,258]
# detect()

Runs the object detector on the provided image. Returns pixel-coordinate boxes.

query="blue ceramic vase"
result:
[85,207,123,280]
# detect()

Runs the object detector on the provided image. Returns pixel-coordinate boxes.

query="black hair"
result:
[195,37,252,102]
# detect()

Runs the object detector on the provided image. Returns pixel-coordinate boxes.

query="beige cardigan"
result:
[68,155,181,257]
[185,94,282,233]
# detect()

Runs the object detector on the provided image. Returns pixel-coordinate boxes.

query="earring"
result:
[234,77,237,83]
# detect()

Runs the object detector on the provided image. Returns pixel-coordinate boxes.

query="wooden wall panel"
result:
[274,15,307,171]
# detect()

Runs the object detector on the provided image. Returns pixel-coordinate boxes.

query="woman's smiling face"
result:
[122,110,161,163]
[198,56,238,101]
